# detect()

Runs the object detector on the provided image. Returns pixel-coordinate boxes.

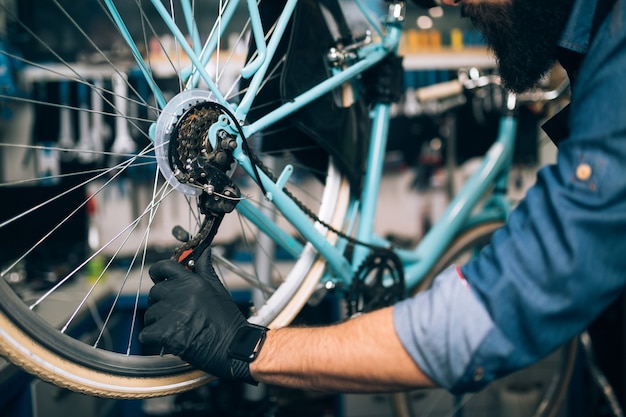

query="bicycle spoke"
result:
[93,183,175,350]
[64,179,173,333]
[0,0,355,398]
[25,155,161,308]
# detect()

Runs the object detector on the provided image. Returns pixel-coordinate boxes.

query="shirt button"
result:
[576,163,592,181]
[473,367,484,381]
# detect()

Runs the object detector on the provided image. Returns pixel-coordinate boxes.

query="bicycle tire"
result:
[0,1,356,398]
[390,221,577,417]
[0,163,350,399]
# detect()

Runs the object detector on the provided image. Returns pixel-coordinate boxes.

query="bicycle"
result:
[0,0,577,415]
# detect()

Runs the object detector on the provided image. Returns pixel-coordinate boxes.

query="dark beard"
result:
[462,0,573,93]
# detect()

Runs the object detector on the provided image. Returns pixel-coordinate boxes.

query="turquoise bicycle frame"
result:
[104,0,516,293]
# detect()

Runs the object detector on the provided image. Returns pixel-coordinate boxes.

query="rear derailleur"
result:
[154,91,242,268]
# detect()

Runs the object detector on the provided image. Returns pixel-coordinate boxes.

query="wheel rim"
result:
[0,0,355,397]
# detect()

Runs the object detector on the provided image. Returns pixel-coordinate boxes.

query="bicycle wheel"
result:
[391,221,577,417]
[0,1,356,398]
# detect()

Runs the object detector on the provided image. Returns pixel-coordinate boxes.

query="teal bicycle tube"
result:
[235,199,305,260]
[185,0,242,90]
[238,0,269,80]
[102,0,166,109]
[188,0,290,98]
[185,0,267,90]
[235,0,299,119]
[180,0,202,57]
[242,46,391,137]
[402,115,518,288]
[242,13,403,133]
[234,153,354,280]
[352,103,392,270]
[149,0,226,104]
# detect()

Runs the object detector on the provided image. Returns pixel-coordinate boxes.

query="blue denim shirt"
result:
[393,0,626,394]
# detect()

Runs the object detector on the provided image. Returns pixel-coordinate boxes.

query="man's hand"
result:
[139,250,246,380]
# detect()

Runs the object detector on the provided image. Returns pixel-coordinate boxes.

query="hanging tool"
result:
[90,77,109,163]
[76,81,97,164]
[32,82,60,184]
[111,72,136,158]
[57,80,75,161]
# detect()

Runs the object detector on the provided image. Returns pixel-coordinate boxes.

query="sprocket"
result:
[153,90,236,196]
[346,248,405,316]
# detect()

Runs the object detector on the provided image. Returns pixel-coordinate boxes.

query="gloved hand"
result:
[139,249,247,380]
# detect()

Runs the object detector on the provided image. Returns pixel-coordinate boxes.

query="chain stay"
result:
[247,143,405,308]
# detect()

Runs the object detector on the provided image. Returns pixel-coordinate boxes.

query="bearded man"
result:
[139,0,626,396]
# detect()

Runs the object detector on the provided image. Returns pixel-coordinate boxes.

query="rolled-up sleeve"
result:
[393,266,514,393]
[393,0,626,395]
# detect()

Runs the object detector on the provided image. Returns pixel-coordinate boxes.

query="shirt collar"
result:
[558,0,598,54]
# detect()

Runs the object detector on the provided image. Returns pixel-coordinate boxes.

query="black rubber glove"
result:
[139,250,247,380]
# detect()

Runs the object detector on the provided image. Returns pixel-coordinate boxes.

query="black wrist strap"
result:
[230,359,258,385]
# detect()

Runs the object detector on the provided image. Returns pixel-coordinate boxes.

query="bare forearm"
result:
[250,306,437,392]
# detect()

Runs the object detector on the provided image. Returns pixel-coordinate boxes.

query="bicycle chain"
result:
[245,134,406,311]
[246,150,369,250]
